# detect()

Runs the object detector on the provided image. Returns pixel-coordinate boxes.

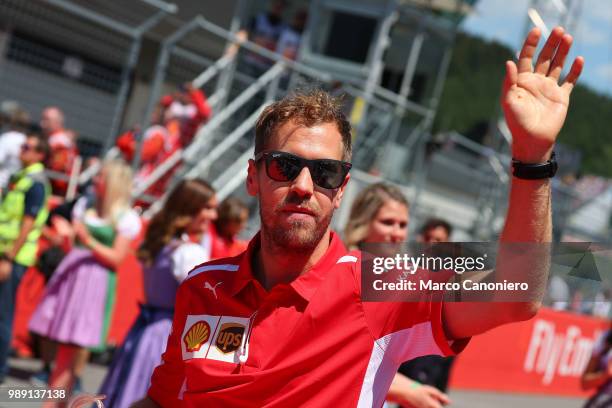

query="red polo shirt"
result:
[148,232,465,407]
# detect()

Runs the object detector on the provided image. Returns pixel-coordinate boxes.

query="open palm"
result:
[502,27,584,163]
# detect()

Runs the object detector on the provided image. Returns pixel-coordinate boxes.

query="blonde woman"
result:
[344,183,410,250]
[29,160,141,400]
[344,183,450,408]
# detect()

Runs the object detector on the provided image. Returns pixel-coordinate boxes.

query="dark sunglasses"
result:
[21,144,38,152]
[254,151,351,189]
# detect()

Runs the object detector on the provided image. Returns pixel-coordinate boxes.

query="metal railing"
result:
[131,61,285,200]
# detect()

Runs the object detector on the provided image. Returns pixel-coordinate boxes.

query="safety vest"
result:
[0,162,50,266]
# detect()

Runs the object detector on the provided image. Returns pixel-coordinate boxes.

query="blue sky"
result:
[461,0,612,96]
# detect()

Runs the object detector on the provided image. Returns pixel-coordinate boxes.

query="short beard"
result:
[260,206,332,254]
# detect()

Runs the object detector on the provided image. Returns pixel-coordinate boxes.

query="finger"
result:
[428,387,451,405]
[518,27,542,73]
[535,26,565,75]
[503,61,518,95]
[561,56,584,92]
[548,34,573,80]
[436,392,451,405]
[425,397,443,408]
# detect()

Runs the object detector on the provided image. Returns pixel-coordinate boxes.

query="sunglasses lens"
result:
[267,154,302,182]
[311,161,343,189]
[260,151,349,189]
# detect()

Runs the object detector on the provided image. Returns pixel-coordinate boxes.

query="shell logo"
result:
[183,320,211,352]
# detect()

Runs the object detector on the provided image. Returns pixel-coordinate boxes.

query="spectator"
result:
[39,107,78,196]
[165,83,212,148]
[344,182,409,249]
[240,0,287,77]
[276,9,307,61]
[0,134,51,384]
[116,84,212,201]
[0,101,29,193]
[211,197,249,259]
[99,179,217,408]
[29,160,140,397]
[581,327,612,407]
[419,218,453,243]
[344,183,451,408]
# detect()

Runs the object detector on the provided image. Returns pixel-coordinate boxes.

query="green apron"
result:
[79,219,118,352]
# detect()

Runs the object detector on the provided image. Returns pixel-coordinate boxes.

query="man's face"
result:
[422,226,449,243]
[224,209,248,238]
[20,137,43,167]
[247,121,349,252]
[40,108,61,135]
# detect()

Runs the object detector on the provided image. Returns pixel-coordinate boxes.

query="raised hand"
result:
[502,26,584,163]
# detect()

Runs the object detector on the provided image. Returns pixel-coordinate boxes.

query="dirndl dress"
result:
[29,221,117,348]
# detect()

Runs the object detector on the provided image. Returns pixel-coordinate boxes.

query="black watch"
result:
[512,152,558,180]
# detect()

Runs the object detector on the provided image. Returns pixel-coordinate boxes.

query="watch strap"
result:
[512,152,558,180]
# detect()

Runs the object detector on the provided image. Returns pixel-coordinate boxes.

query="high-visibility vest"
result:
[0,162,50,266]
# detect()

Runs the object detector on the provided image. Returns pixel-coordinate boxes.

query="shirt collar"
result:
[229,231,348,301]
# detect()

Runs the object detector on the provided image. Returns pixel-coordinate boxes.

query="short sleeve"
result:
[71,197,88,220]
[355,257,469,364]
[116,209,142,239]
[148,283,189,406]
[171,243,208,283]
[0,135,8,162]
[23,182,46,217]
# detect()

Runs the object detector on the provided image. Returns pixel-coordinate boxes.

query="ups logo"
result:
[215,323,245,353]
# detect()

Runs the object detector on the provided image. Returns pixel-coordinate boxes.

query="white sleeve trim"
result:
[187,264,239,280]
[116,209,142,239]
[337,255,358,264]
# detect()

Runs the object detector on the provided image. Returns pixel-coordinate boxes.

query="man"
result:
[0,134,51,383]
[240,0,287,76]
[135,27,583,406]
[276,9,308,61]
[0,102,29,193]
[419,218,452,243]
[39,106,78,196]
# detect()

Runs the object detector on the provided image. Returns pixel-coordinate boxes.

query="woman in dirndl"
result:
[29,159,140,402]
[98,178,217,408]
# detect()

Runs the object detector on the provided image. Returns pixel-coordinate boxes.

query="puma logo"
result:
[204,281,222,299]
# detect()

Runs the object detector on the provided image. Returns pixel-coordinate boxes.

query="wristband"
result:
[512,152,558,179]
